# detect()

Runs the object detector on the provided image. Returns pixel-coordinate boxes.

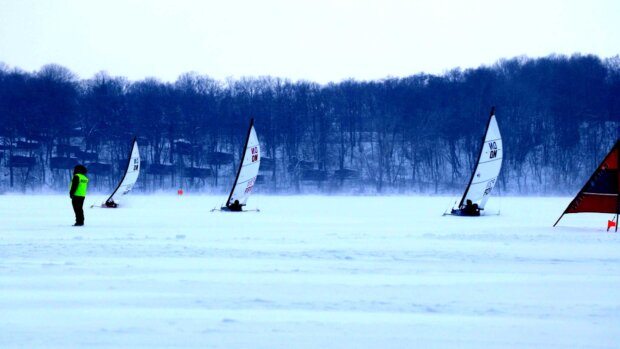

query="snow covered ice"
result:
[1,195,619,348]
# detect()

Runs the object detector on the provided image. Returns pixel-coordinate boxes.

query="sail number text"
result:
[251,146,259,162]
[483,178,496,196]
[245,176,257,193]
[488,142,498,159]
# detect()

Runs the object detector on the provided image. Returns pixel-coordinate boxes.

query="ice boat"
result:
[217,119,261,212]
[99,137,140,208]
[449,107,503,216]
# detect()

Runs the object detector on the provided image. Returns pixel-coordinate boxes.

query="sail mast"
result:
[458,107,495,209]
[106,136,137,204]
[226,118,254,208]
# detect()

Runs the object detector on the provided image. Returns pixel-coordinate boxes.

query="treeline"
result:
[0,53,619,195]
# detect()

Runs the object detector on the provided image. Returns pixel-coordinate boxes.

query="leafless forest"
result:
[1,54,618,194]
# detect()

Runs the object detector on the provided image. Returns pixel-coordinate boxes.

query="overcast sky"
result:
[0,0,618,83]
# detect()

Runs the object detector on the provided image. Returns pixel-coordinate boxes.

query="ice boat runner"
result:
[554,139,619,231]
[217,118,260,212]
[99,137,141,208]
[449,107,503,216]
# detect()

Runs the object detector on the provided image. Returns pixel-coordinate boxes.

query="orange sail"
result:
[554,140,619,230]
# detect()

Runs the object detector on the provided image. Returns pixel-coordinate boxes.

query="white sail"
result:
[456,108,503,211]
[226,119,260,208]
[105,138,140,206]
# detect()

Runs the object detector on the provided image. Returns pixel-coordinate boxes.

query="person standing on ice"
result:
[69,164,89,226]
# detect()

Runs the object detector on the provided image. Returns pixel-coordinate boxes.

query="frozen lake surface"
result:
[1,195,619,348]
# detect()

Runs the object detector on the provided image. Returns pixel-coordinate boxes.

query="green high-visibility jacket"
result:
[71,173,89,197]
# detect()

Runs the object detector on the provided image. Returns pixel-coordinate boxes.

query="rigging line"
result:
[443,200,457,215]
[497,176,502,215]
[240,162,259,169]
[478,158,503,164]
[470,176,499,185]
[235,177,255,185]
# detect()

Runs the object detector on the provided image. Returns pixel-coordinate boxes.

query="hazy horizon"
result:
[1,52,618,85]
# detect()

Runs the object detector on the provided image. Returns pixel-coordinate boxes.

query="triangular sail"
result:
[105,137,140,206]
[455,107,503,212]
[554,140,620,229]
[225,119,260,209]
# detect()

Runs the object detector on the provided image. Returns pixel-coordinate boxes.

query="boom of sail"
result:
[451,107,503,216]
[103,137,141,208]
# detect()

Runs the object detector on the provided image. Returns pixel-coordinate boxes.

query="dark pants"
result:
[72,196,85,225]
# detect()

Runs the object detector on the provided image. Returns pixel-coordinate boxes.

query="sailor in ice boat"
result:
[104,199,118,208]
[452,199,481,216]
[224,199,243,212]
